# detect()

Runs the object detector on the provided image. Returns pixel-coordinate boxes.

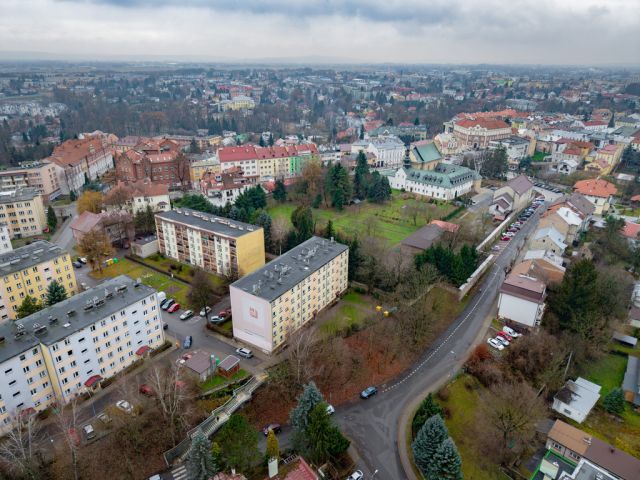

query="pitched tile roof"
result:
[506,174,534,196]
[218,144,318,163]
[456,118,510,130]
[573,179,617,198]
[622,221,640,240]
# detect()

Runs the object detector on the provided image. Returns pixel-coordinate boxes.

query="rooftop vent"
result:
[48,315,58,325]
[0,336,4,344]
[83,301,94,311]
[105,289,113,299]
[94,298,105,307]
[67,309,76,317]
[63,322,71,328]
[134,277,141,287]
[116,285,128,293]
[33,323,47,335]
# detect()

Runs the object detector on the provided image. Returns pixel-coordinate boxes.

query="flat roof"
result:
[231,236,348,303]
[0,187,40,203]
[156,208,260,239]
[0,275,155,364]
[0,240,69,276]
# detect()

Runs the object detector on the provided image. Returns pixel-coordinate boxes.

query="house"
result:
[573,179,617,216]
[200,169,254,207]
[538,207,582,244]
[70,211,102,242]
[130,235,159,258]
[498,274,546,328]
[557,158,579,176]
[489,175,534,215]
[70,211,133,247]
[400,224,447,253]
[262,456,318,480]
[108,180,170,214]
[622,355,640,407]
[621,221,640,246]
[524,249,565,266]
[453,118,512,149]
[511,258,565,284]
[552,378,601,423]
[182,350,217,382]
[547,193,595,234]
[546,420,640,479]
[530,227,567,255]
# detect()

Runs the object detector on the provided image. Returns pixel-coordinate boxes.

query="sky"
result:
[0,0,639,65]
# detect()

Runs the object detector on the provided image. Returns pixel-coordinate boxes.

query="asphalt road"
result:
[333,202,544,480]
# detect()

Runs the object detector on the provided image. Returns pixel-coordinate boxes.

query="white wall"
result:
[230,286,274,353]
[497,293,541,327]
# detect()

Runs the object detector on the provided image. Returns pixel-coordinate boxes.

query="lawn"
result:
[582,351,628,396]
[436,374,505,480]
[531,151,547,162]
[317,291,373,338]
[268,193,456,246]
[89,258,192,308]
[134,254,228,289]
[199,369,248,391]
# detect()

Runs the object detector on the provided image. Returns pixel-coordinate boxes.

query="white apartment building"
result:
[0,223,12,254]
[0,188,47,239]
[230,237,349,354]
[0,275,164,432]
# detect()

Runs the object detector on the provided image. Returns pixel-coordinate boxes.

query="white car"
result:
[78,257,87,264]
[347,471,364,480]
[503,326,521,338]
[199,306,211,317]
[235,347,253,359]
[495,336,510,347]
[487,338,504,351]
[326,404,335,415]
[115,400,133,414]
[179,310,194,321]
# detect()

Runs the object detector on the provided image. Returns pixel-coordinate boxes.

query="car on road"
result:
[497,331,513,342]
[326,404,335,415]
[503,326,521,338]
[139,384,154,396]
[160,298,170,309]
[179,310,194,321]
[262,423,282,435]
[167,303,180,313]
[487,338,504,351]
[83,424,96,440]
[183,335,192,349]
[235,347,253,358]
[360,386,378,399]
[347,470,364,480]
[161,299,175,310]
[80,282,89,291]
[115,400,134,414]
[78,257,87,264]
[97,412,111,425]
[72,261,83,268]
[199,306,211,317]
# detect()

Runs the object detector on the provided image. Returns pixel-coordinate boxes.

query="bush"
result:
[603,388,625,415]
[150,340,172,357]
[437,387,450,401]
[472,361,503,387]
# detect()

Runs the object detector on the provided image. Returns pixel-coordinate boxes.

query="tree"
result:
[189,138,201,154]
[305,403,350,464]
[324,220,335,239]
[483,146,508,180]
[268,133,274,146]
[103,184,133,210]
[16,295,43,319]
[77,230,114,273]
[0,411,44,479]
[412,394,444,437]
[431,437,463,480]
[265,429,279,460]
[412,415,448,478]
[216,414,261,473]
[134,205,156,236]
[603,388,625,415]
[186,429,218,480]
[259,136,266,147]
[290,382,324,433]
[353,151,370,199]
[77,190,104,214]
[47,206,58,231]
[188,269,216,315]
[325,163,352,210]
[46,280,68,306]
[273,179,287,202]
[255,212,273,252]
[271,217,290,255]
[367,172,392,203]
[291,205,314,243]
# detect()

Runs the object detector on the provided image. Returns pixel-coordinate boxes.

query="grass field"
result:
[136,254,227,289]
[582,351,628,396]
[199,369,248,391]
[318,291,372,337]
[90,258,192,308]
[268,193,456,246]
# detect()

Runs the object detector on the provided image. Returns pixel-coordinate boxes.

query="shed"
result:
[183,350,217,382]
[622,355,640,406]
[612,332,637,348]
[400,224,444,253]
[218,355,240,378]
[552,377,601,423]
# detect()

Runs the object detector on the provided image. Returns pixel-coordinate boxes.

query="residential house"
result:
[548,193,595,234]
[189,154,220,189]
[621,221,640,246]
[489,175,534,216]
[218,144,319,181]
[552,377,601,423]
[199,169,255,207]
[538,207,582,244]
[489,136,530,169]
[70,211,133,247]
[557,158,579,176]
[497,273,546,328]
[108,180,170,214]
[511,258,565,284]
[573,179,617,216]
[530,227,567,255]
[622,355,640,407]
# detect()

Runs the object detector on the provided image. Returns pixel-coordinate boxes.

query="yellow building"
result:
[0,275,164,431]
[190,156,221,186]
[0,241,78,322]
[230,237,349,354]
[156,208,265,279]
[0,188,47,239]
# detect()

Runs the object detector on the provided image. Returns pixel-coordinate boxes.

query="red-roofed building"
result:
[453,118,512,149]
[219,144,319,181]
[622,221,640,245]
[200,169,256,207]
[263,457,318,480]
[114,139,190,188]
[573,179,617,215]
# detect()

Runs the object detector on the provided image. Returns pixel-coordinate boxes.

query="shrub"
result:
[437,387,450,401]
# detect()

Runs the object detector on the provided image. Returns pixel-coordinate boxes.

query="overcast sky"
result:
[1,0,639,64]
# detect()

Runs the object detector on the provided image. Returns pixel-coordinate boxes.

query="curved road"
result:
[333,206,542,479]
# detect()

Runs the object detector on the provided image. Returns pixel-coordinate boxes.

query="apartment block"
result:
[230,236,349,354]
[0,160,62,203]
[0,241,78,322]
[0,275,164,431]
[0,223,12,254]
[0,188,47,239]
[218,144,319,181]
[155,208,265,279]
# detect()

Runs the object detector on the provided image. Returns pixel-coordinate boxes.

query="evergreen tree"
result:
[16,295,43,319]
[367,172,392,203]
[412,394,444,437]
[186,429,219,480]
[359,127,364,140]
[603,388,625,415]
[266,429,280,460]
[353,151,370,199]
[608,112,615,128]
[325,163,352,210]
[324,220,335,239]
[268,133,274,146]
[189,138,201,154]
[259,136,266,147]
[412,415,449,478]
[290,382,324,432]
[46,280,68,306]
[255,212,273,252]
[431,437,463,480]
[217,415,261,473]
[47,206,58,231]
[273,179,287,202]
[306,403,350,464]
[291,206,314,243]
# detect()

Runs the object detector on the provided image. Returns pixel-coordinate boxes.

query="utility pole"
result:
[562,350,573,381]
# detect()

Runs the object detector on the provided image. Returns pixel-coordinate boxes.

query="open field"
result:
[317,291,373,337]
[134,253,228,289]
[89,258,192,307]
[268,193,457,246]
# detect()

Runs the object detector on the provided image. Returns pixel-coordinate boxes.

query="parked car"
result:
[218,309,232,319]
[161,299,175,310]
[159,298,170,309]
[326,404,335,415]
[235,347,253,358]
[210,315,225,324]
[360,386,378,399]
[199,306,211,317]
[78,257,87,264]
[83,424,96,440]
[495,336,509,347]
[68,427,81,446]
[347,470,364,480]
[500,236,511,241]
[115,400,133,414]
[497,331,513,342]
[179,310,194,321]
[80,282,89,291]
[97,412,111,425]
[503,326,521,338]
[72,261,83,268]
[487,338,504,351]
[167,303,180,313]
[139,384,154,396]
[183,335,192,349]
[262,423,282,435]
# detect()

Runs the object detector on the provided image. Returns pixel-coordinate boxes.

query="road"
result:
[333,201,544,479]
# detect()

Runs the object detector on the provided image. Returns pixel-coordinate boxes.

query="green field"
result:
[199,369,248,391]
[136,254,227,289]
[90,258,192,308]
[583,351,628,396]
[268,193,456,246]
[318,291,373,337]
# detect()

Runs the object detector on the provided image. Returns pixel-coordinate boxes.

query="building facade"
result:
[0,223,12,254]
[155,208,265,279]
[0,160,62,203]
[0,241,77,322]
[115,139,190,188]
[497,273,546,328]
[0,275,164,431]
[218,144,319,181]
[230,237,349,354]
[453,118,512,149]
[573,179,617,216]
[0,188,47,239]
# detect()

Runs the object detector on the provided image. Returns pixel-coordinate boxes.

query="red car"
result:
[139,384,154,396]
[218,308,232,319]
[500,236,511,241]
[168,303,180,313]
[497,331,513,342]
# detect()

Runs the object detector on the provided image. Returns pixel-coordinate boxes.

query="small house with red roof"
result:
[573,179,617,215]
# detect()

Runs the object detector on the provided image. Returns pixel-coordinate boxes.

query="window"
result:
[19,354,26,361]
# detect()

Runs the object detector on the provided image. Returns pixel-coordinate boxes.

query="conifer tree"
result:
[412,415,448,478]
[186,429,219,480]
[46,280,68,306]
[431,437,463,480]
[603,388,625,415]
[266,429,279,460]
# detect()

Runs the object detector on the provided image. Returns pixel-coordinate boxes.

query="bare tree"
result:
[53,399,80,480]
[0,411,44,479]
[286,327,319,388]
[103,183,133,210]
[271,217,290,255]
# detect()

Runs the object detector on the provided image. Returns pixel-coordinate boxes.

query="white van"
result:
[83,424,96,440]
[156,291,166,303]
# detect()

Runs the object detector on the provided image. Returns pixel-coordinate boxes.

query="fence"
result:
[457,254,495,300]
